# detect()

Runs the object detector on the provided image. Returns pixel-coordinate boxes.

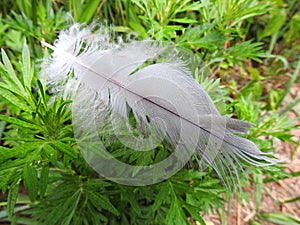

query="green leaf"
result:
[276,60,300,109]
[0,205,31,224]
[61,190,81,225]
[85,189,119,216]
[7,181,20,218]
[129,21,148,38]
[152,183,169,211]
[240,80,262,101]
[16,0,32,18]
[184,204,206,225]
[50,141,78,158]
[23,163,39,202]
[0,85,31,111]
[180,2,205,11]
[42,144,59,167]
[166,196,187,224]
[0,121,5,137]
[83,179,112,189]
[119,187,142,216]
[0,142,41,164]
[181,30,226,51]
[225,41,266,63]
[0,74,26,98]
[249,220,262,225]
[1,49,26,95]
[260,212,300,225]
[47,189,81,225]
[0,114,40,130]
[78,0,102,23]
[21,43,34,89]
[285,12,300,43]
[254,170,263,212]
[247,66,262,80]
[280,96,300,116]
[171,18,198,24]
[231,1,270,26]
[261,9,287,38]
[39,165,49,198]
[70,0,82,21]
[283,196,300,204]
[0,145,13,163]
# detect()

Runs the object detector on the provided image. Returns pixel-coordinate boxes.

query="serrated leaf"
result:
[119,187,142,216]
[0,169,20,193]
[152,183,170,211]
[0,114,40,130]
[23,163,39,202]
[85,190,119,216]
[1,49,26,95]
[7,181,20,218]
[0,142,41,163]
[225,41,266,62]
[39,165,49,198]
[0,85,30,110]
[0,145,11,162]
[166,196,187,224]
[0,79,25,99]
[47,189,81,225]
[187,32,226,50]
[165,182,189,224]
[61,190,81,225]
[174,169,207,181]
[184,204,206,225]
[42,144,59,167]
[197,179,221,188]
[50,141,77,158]
[0,158,30,173]
[83,179,112,189]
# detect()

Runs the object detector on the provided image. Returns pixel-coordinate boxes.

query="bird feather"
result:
[41,23,276,187]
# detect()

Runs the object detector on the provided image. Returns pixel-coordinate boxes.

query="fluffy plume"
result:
[41,23,276,187]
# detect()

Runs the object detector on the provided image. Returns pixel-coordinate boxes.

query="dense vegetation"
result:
[0,0,299,224]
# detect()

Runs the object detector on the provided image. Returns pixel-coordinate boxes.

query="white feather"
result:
[41,23,276,186]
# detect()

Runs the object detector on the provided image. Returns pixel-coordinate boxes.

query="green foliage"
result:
[0,0,299,224]
[258,212,300,225]
[69,0,102,23]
